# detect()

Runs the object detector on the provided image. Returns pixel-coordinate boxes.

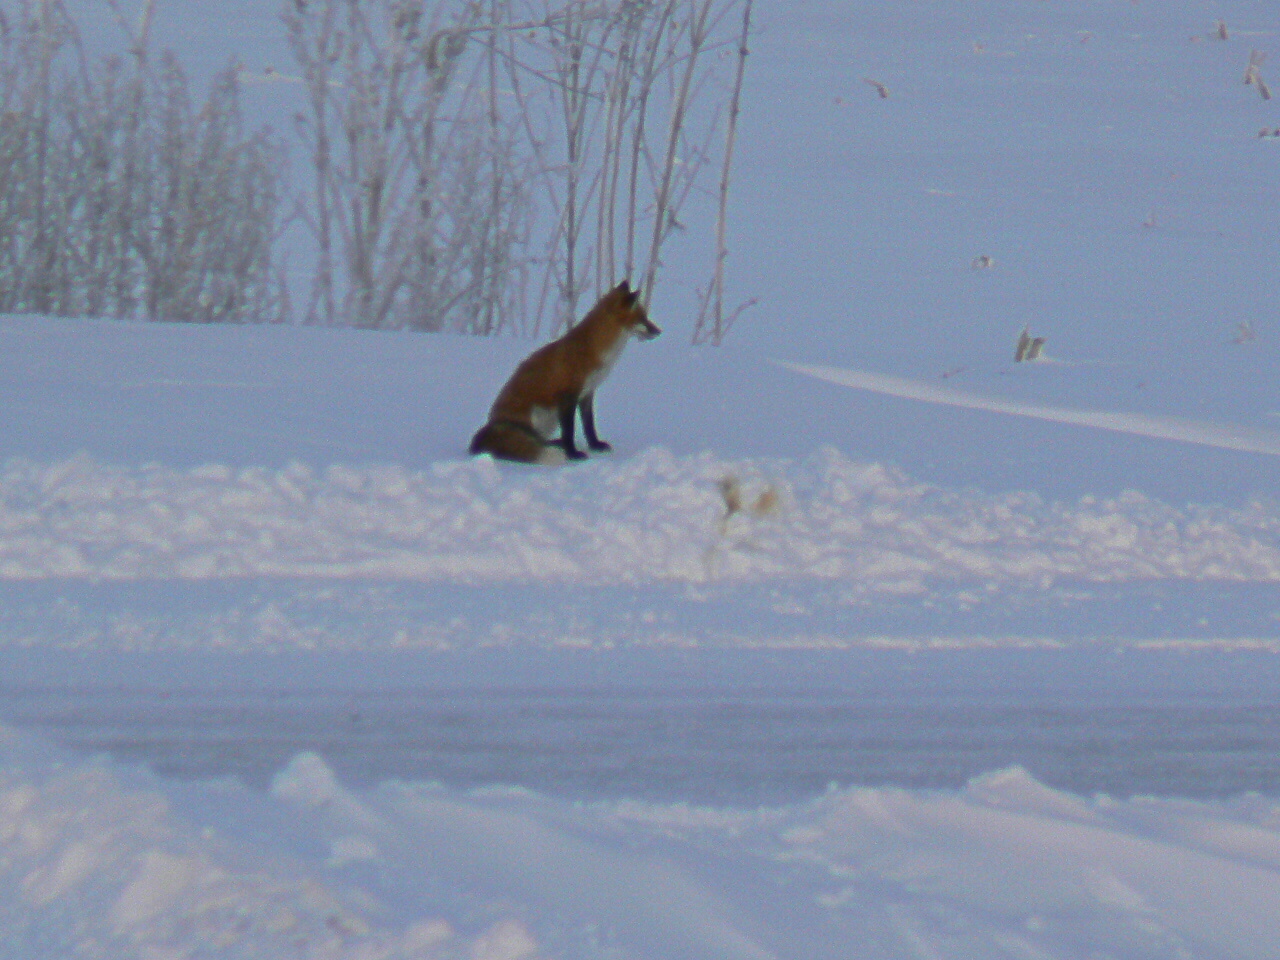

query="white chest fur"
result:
[582,335,629,395]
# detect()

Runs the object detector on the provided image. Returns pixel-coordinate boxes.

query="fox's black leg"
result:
[557,397,587,460]
[581,392,611,452]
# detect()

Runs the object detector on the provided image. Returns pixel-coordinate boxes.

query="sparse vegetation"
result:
[0,0,755,341]
[1014,326,1045,362]
[716,474,778,530]
[1232,320,1256,344]
[862,76,888,99]
[1244,50,1271,100]
[0,0,284,323]
[704,472,780,576]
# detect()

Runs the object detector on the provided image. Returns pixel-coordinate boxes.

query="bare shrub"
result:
[2,0,754,340]
[493,0,756,338]
[693,0,754,344]
[288,0,754,339]
[283,0,535,332]
[0,0,284,322]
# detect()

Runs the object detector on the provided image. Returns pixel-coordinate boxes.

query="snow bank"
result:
[0,725,538,960]
[2,446,1278,591]
[4,723,1279,960]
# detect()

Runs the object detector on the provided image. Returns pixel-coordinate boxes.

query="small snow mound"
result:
[270,751,341,808]
[965,764,1043,795]
[965,766,1098,822]
[328,834,379,866]
[110,849,210,928]
[471,919,540,960]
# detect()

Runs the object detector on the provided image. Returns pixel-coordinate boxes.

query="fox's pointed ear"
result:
[614,280,631,295]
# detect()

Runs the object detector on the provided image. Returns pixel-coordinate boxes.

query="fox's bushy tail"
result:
[469,421,566,465]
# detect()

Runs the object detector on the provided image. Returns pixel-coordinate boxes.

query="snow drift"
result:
[3,723,1279,960]
[3,447,1279,589]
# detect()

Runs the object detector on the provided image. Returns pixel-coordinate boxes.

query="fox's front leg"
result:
[557,396,588,460]
[580,392,611,453]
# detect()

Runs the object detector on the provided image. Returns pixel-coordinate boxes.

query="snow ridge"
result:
[2,447,1277,592]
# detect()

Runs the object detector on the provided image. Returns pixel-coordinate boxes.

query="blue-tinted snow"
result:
[4,1,1280,957]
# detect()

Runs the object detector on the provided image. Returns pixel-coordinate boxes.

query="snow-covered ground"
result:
[3,314,1279,651]
[4,0,1280,956]
[6,723,1280,960]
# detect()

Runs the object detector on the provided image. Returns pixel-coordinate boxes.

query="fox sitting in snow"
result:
[469,280,661,464]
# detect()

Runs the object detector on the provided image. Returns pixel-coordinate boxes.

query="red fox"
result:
[469,281,660,464]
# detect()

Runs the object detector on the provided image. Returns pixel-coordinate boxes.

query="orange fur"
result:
[469,281,660,463]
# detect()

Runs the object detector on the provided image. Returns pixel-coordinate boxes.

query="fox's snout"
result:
[634,317,661,341]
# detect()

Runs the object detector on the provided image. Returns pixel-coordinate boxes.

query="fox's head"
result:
[608,280,661,341]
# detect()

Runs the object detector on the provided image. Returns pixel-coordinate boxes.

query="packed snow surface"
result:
[4,0,1280,957]
[3,313,1280,651]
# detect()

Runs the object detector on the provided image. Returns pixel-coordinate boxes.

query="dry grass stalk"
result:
[710,478,777,582]
[1015,326,1045,362]
[1244,53,1271,98]
[718,474,779,532]
[1232,321,1257,344]
[752,486,779,516]
[719,476,743,520]
[692,0,753,345]
[639,0,715,307]
[863,77,889,99]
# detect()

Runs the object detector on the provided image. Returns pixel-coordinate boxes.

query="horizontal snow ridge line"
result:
[0,447,1277,588]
